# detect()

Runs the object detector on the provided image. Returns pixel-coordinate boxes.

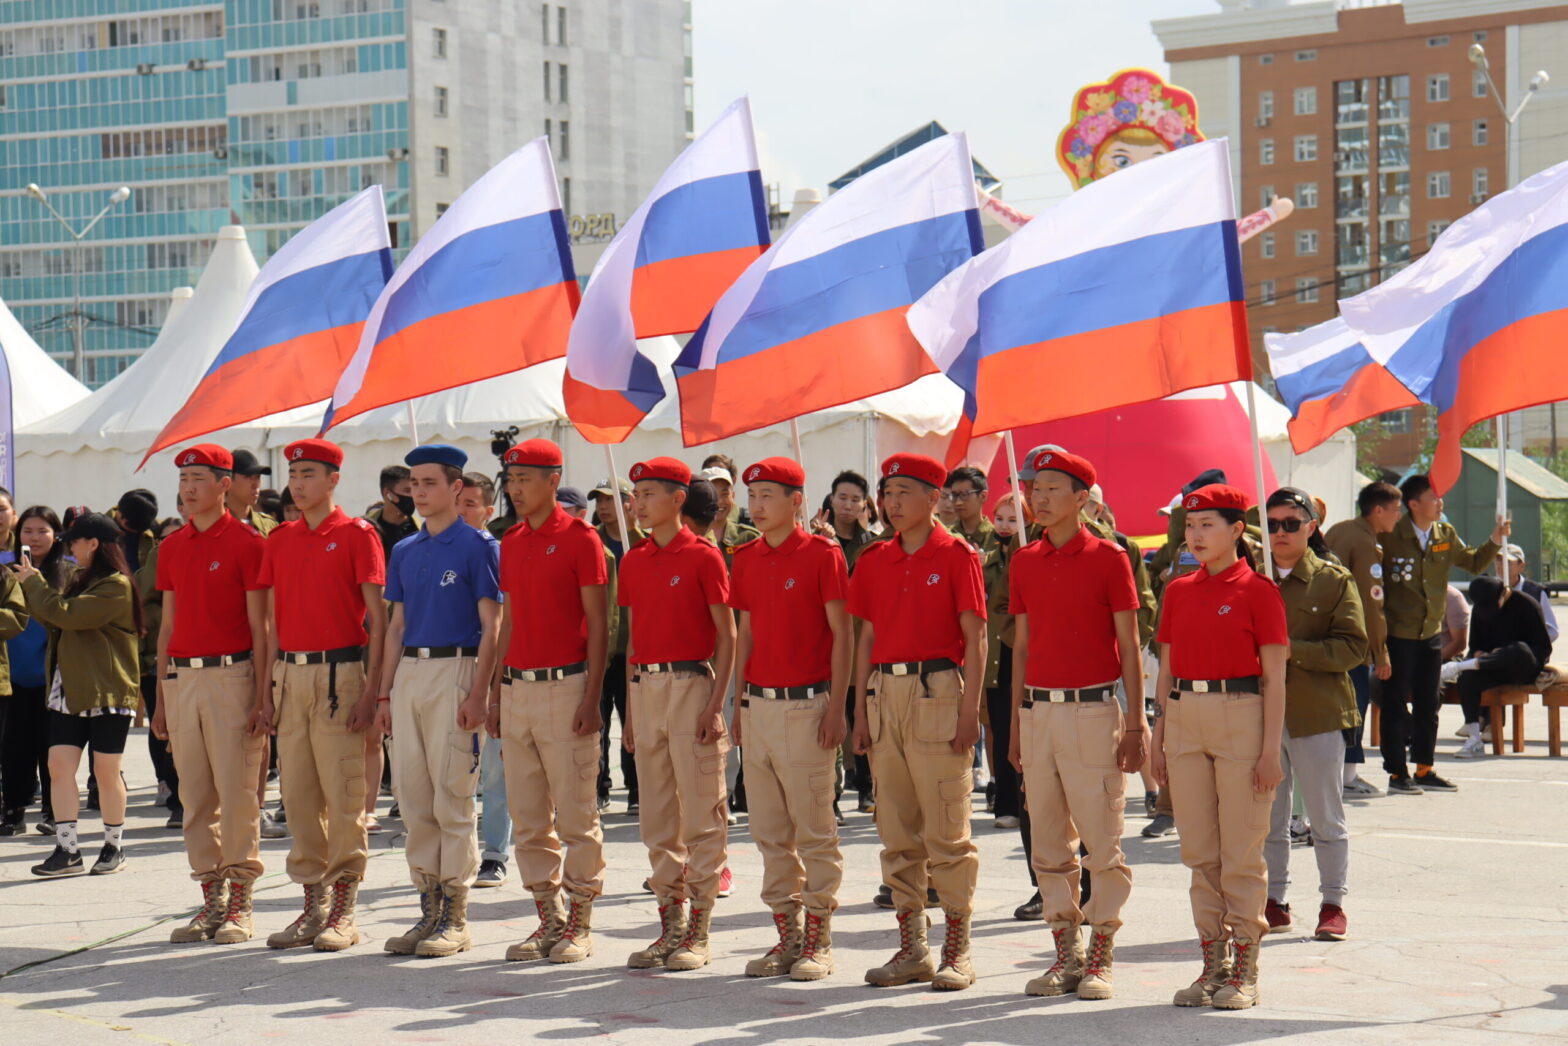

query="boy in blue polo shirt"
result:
[374,444,501,958]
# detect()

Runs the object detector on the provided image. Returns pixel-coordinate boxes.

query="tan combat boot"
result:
[213,880,255,944]
[313,880,363,952]
[790,908,834,981]
[170,880,228,943]
[1076,925,1117,1000]
[549,892,595,964]
[664,902,714,971]
[417,886,472,957]
[627,898,688,969]
[864,909,936,986]
[931,909,976,991]
[267,883,329,949]
[507,890,566,961]
[1211,937,1261,1010]
[744,905,802,978]
[384,885,444,955]
[1173,937,1232,1006]
[1025,921,1085,996]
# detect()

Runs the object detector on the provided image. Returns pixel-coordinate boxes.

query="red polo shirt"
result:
[846,523,986,664]
[1157,558,1289,679]
[1010,526,1139,689]
[155,513,268,658]
[729,527,848,687]
[501,507,608,669]
[618,526,729,664]
[258,506,385,651]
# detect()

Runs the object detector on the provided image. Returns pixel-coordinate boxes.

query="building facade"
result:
[0,0,690,387]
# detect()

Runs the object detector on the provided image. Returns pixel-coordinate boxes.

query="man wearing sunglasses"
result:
[1261,488,1367,943]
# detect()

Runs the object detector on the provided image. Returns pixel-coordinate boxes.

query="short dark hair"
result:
[1399,474,1432,511]
[701,454,737,481]
[831,471,869,498]
[256,489,283,521]
[944,466,988,492]
[433,464,464,485]
[380,465,411,493]
[1357,480,1402,517]
[681,478,720,527]
[462,472,496,506]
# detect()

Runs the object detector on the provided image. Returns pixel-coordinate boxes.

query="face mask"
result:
[394,494,416,518]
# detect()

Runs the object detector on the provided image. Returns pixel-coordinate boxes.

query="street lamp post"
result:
[23,183,132,381]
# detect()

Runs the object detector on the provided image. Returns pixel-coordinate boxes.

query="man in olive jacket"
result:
[1378,475,1505,794]
[0,569,29,696]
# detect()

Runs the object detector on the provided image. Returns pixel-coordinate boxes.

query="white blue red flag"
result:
[1339,158,1568,492]
[145,186,392,462]
[673,132,983,445]
[1264,317,1417,453]
[565,97,768,443]
[907,139,1250,446]
[324,138,577,431]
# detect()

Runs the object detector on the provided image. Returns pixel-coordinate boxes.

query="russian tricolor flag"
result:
[1340,157,1568,493]
[144,186,393,464]
[907,139,1250,440]
[565,97,769,443]
[1265,318,1417,454]
[673,132,983,446]
[324,138,577,431]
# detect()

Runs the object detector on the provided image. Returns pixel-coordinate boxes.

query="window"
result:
[558,6,567,46]
[1260,185,1275,209]
[1382,409,1412,434]
[1297,230,1319,256]
[559,63,568,103]
[1427,74,1449,102]
[1426,35,1450,47]
[1427,122,1450,150]
[1260,232,1275,259]
[1260,138,1275,165]
[435,202,450,217]
[1428,219,1452,242]
[1295,277,1319,303]
[1259,90,1274,120]
[1474,31,1488,43]
[1473,119,1488,146]
[562,175,570,214]
[1294,135,1317,162]
[544,117,552,145]
[1259,280,1276,305]
[1296,181,1319,208]
[1472,69,1489,99]
[434,85,448,117]
[1295,49,1316,62]
[1474,167,1489,198]
[1427,171,1451,198]
[1259,53,1274,66]
[542,60,551,100]
[541,3,550,43]
[1294,86,1317,115]
[432,27,447,58]
[435,146,449,175]
[559,120,569,160]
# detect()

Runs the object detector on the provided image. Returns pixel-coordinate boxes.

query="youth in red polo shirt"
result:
[258,506,385,651]
[1010,525,1140,689]
[500,505,608,669]
[156,512,268,658]
[729,528,848,687]
[1157,558,1289,679]
[617,526,728,664]
[846,524,986,664]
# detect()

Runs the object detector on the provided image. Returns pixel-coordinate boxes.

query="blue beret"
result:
[405,443,468,470]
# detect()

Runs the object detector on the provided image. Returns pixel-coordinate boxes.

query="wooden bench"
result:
[1371,684,1532,755]
[1544,684,1568,758]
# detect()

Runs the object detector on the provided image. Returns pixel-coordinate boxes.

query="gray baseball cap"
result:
[1017,444,1067,481]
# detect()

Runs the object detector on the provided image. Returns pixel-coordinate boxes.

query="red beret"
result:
[881,452,945,489]
[1184,483,1250,513]
[174,443,233,471]
[503,438,563,468]
[630,457,691,486]
[741,457,805,488]
[1030,449,1096,490]
[283,438,343,469]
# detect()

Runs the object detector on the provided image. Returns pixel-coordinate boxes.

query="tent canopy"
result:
[2,292,89,428]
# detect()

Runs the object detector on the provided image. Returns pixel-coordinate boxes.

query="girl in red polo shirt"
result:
[1150,484,1286,1012]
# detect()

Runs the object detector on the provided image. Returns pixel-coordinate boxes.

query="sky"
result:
[692,0,1221,213]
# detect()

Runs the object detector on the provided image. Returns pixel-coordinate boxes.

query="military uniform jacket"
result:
[1276,549,1367,737]
[1379,518,1500,641]
[956,517,1005,687]
[1324,515,1390,668]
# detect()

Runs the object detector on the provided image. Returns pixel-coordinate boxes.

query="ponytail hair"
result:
[1212,507,1256,570]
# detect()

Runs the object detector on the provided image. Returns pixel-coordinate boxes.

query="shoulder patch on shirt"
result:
[1431,541,1450,553]
[354,519,373,531]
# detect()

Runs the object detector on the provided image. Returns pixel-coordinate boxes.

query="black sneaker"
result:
[1143,791,1158,818]
[90,844,126,875]
[36,816,56,836]
[1142,813,1177,838]
[1013,891,1044,921]
[387,802,399,819]
[857,791,875,814]
[474,858,507,887]
[166,805,184,830]
[86,785,100,812]
[834,806,846,826]
[32,845,84,877]
[596,794,611,813]
[873,884,894,909]
[1388,774,1425,795]
[626,796,639,815]
[1414,770,1458,792]
[0,812,24,836]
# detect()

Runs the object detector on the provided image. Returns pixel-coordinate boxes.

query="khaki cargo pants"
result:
[165,661,264,883]
[274,659,369,885]
[391,656,481,890]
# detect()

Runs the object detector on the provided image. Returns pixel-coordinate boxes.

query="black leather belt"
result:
[1021,685,1114,708]
[874,658,958,677]
[743,682,828,702]
[1171,675,1261,699]
[637,660,711,676]
[277,646,364,666]
[505,662,586,683]
[170,651,252,669]
[403,645,479,660]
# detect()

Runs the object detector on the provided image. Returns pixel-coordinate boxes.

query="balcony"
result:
[1378,99,1410,121]
[1337,246,1370,268]
[1335,103,1369,126]
[1379,194,1410,217]
[1337,197,1370,220]
[1379,147,1410,169]
[1380,242,1412,266]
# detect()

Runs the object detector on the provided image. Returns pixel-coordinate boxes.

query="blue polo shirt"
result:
[385,519,502,647]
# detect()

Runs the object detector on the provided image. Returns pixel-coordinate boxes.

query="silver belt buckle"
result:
[189,658,206,669]
[890,663,912,676]
[293,653,308,666]
[417,647,431,660]
[1192,679,1210,694]
[761,687,777,700]
[520,669,541,682]
[1048,689,1066,702]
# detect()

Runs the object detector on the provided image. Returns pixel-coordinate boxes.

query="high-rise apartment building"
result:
[0,0,690,387]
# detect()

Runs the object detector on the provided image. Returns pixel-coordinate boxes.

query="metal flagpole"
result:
[1003,430,1027,549]
[1496,415,1509,577]
[603,442,634,548]
[405,401,421,447]
[1244,381,1274,577]
[789,417,806,523]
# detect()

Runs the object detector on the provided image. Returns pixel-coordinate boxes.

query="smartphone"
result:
[19,548,31,568]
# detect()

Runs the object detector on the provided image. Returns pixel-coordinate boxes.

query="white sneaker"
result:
[1439,661,1464,684]
[1453,724,1471,739]
[1455,737,1485,759]
[1343,776,1384,797]
[973,770,991,790]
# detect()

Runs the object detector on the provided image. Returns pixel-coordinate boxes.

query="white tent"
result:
[2,292,89,429]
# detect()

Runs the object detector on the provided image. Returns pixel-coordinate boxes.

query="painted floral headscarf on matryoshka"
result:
[1055,68,1204,190]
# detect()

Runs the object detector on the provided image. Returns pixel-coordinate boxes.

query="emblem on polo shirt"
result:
[1218,604,1232,615]
[785,578,796,590]
[209,561,220,571]
[546,544,558,555]
[440,570,457,587]
[927,573,940,585]
[326,542,338,552]
[669,575,681,586]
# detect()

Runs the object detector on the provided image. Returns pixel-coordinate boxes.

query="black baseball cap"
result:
[230,449,271,477]
[62,512,123,546]
[556,486,587,510]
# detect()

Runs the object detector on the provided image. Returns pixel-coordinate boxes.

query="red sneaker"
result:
[1314,903,1347,941]
[1265,898,1292,934]
[718,866,734,898]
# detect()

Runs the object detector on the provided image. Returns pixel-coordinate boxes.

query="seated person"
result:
[1441,575,1551,759]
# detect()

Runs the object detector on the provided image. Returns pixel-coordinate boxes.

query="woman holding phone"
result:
[1,507,69,835]
[13,512,142,876]
[1150,484,1287,1011]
